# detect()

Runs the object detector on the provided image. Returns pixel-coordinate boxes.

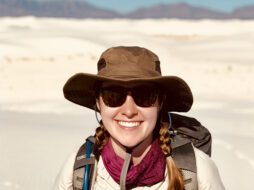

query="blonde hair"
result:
[94,121,109,161]
[158,119,184,190]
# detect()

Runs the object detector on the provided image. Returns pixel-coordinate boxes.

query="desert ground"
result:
[0,17,254,190]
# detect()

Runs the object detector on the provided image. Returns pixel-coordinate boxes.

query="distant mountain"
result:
[0,0,28,16]
[0,0,120,18]
[231,5,254,19]
[126,2,229,19]
[0,0,254,19]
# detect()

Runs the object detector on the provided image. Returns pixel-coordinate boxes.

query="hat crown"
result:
[97,46,161,79]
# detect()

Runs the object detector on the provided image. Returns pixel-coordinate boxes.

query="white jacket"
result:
[53,146,225,190]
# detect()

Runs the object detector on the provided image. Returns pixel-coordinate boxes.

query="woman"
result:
[54,46,225,190]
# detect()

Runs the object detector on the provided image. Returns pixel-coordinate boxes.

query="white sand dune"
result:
[0,17,254,190]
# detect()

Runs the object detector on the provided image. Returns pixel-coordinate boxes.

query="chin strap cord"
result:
[168,112,172,127]
[120,151,131,190]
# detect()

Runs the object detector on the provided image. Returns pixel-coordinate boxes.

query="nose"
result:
[120,95,138,118]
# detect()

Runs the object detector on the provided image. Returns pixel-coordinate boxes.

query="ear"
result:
[96,98,101,112]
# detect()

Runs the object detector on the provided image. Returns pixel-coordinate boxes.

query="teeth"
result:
[118,121,140,128]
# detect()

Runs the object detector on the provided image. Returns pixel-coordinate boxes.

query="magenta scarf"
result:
[101,138,165,187]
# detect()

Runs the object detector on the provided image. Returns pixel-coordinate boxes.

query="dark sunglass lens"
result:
[101,87,126,107]
[132,86,158,107]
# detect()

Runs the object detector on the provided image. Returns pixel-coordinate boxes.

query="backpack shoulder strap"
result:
[171,138,198,190]
[73,136,96,190]
[171,136,196,173]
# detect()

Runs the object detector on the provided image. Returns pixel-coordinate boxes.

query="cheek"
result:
[99,98,118,126]
[100,108,116,122]
[145,108,159,119]
[143,99,160,125]
[142,107,159,128]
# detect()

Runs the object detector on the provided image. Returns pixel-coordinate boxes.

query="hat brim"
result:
[63,73,193,112]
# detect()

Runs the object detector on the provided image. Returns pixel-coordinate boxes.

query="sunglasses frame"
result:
[97,84,162,108]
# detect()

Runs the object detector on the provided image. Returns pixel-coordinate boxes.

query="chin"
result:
[123,141,139,148]
[117,136,144,148]
[112,134,135,145]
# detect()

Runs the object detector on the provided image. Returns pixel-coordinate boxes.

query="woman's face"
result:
[96,83,161,152]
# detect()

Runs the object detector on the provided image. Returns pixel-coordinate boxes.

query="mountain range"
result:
[1,0,254,19]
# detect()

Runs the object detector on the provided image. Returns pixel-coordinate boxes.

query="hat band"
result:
[100,74,161,80]
[98,70,161,79]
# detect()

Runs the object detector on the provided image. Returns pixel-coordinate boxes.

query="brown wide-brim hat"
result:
[63,46,193,112]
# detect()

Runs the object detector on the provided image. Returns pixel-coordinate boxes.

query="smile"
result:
[118,121,141,128]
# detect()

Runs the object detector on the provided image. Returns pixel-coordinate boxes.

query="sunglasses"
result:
[98,85,160,107]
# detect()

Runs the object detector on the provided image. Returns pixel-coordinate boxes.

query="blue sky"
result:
[82,0,254,13]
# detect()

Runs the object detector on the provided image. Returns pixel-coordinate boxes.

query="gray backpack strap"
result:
[182,169,198,190]
[171,138,198,190]
[73,136,96,190]
[171,136,196,173]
